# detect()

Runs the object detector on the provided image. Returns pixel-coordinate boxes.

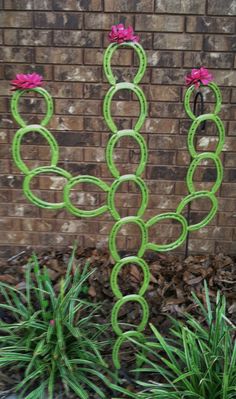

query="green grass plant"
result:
[133,282,236,399]
[0,247,113,399]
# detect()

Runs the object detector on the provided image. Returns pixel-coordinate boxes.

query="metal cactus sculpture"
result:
[11,26,225,370]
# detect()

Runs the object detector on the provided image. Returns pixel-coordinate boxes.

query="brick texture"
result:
[0,1,235,259]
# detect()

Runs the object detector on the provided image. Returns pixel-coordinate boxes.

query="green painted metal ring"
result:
[64,175,110,218]
[11,87,54,127]
[103,42,147,85]
[108,174,149,221]
[23,166,72,209]
[176,190,218,231]
[111,294,149,336]
[12,124,59,175]
[109,216,148,262]
[187,114,225,158]
[110,256,150,299]
[103,82,147,133]
[184,82,222,121]
[187,152,223,194]
[106,130,148,178]
[112,331,145,369]
[145,212,188,252]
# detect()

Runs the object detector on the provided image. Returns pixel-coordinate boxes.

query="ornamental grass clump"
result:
[133,282,236,399]
[0,248,113,399]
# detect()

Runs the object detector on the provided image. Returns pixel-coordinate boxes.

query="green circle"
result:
[103,42,147,85]
[108,175,149,221]
[184,82,222,121]
[109,216,148,262]
[103,82,147,133]
[11,87,53,127]
[176,190,218,232]
[187,114,225,158]
[187,152,223,195]
[145,212,188,252]
[64,175,110,218]
[112,331,145,369]
[23,166,72,209]
[110,256,150,299]
[111,294,149,336]
[12,125,59,175]
[106,130,148,178]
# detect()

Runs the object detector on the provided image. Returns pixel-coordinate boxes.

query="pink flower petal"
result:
[10,72,44,91]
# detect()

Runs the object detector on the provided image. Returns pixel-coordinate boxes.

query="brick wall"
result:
[0,0,235,260]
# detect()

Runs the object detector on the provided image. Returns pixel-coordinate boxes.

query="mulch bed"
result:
[0,247,236,398]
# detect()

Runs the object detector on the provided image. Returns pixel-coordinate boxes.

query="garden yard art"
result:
[10,25,226,372]
[4,24,233,399]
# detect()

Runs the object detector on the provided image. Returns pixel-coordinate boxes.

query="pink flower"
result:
[108,24,139,44]
[49,319,55,326]
[10,72,43,91]
[185,67,213,89]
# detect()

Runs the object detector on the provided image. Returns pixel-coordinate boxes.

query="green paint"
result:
[11,40,225,371]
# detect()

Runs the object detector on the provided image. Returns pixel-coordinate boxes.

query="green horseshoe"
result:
[11,87,53,127]
[23,166,72,209]
[187,152,223,195]
[12,124,59,175]
[109,216,148,262]
[187,114,225,158]
[112,331,145,369]
[103,41,147,85]
[64,176,110,218]
[184,82,222,121]
[111,294,149,336]
[177,190,218,231]
[110,256,150,299]
[108,174,149,221]
[106,130,148,178]
[103,82,147,133]
[146,212,188,252]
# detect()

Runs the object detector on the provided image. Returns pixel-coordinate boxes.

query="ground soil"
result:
[0,247,235,398]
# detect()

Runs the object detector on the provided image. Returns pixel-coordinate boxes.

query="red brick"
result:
[85,13,133,30]
[145,51,182,68]
[0,47,34,63]
[55,99,101,115]
[4,0,53,9]
[0,11,32,27]
[36,48,83,64]
[53,30,102,47]
[187,16,235,33]
[34,12,83,29]
[136,14,184,32]
[52,0,102,11]
[54,65,101,82]
[155,0,206,14]
[207,0,236,15]
[188,239,215,254]
[204,35,235,52]
[4,0,34,9]
[184,52,234,69]
[104,0,154,12]
[4,29,52,45]
[154,33,202,50]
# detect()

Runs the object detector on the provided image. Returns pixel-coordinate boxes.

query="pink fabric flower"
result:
[10,72,43,91]
[108,24,139,44]
[185,67,213,89]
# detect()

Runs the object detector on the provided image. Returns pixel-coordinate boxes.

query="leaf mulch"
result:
[0,247,236,398]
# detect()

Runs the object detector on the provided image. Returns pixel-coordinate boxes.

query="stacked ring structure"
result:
[103,42,151,369]
[11,42,225,371]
